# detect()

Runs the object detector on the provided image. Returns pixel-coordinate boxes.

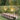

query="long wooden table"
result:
[1,13,18,19]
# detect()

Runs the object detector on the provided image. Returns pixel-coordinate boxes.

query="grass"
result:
[0,16,8,20]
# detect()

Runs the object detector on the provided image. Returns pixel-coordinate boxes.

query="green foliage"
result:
[0,10,2,13]
[16,8,20,15]
[7,9,10,13]
[18,0,20,5]
[18,8,20,15]
[0,9,7,13]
